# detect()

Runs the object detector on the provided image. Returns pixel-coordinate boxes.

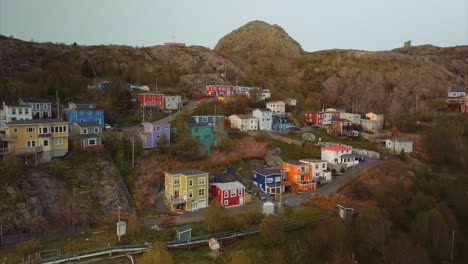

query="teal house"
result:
[188,123,216,154]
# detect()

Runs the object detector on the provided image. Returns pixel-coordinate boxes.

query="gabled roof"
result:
[299,159,327,164]
[448,86,465,93]
[321,144,352,151]
[211,181,245,191]
[175,225,191,233]
[253,108,272,112]
[6,119,68,125]
[267,100,285,104]
[140,92,164,96]
[166,169,208,176]
[284,160,306,166]
[253,168,283,176]
[19,97,52,104]
[75,121,100,128]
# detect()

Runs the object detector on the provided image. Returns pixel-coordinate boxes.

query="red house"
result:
[305,112,324,125]
[206,85,235,97]
[210,181,246,208]
[138,93,165,108]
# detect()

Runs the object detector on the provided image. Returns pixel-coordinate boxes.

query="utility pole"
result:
[131,137,135,169]
[56,89,60,119]
[451,229,455,262]
[117,206,122,242]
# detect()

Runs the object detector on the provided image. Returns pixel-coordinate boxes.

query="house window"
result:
[198,178,205,185]
[88,111,92,115]
[315,164,318,169]
[80,111,84,115]
[26,127,35,133]
[83,128,88,134]
[238,189,243,196]
[63,126,67,132]
[80,119,85,123]
[43,140,49,147]
[36,104,40,110]
[26,140,36,147]
[230,190,236,197]
[224,200,228,206]
[322,164,325,168]
[43,104,48,110]
[88,139,96,145]
[202,117,208,122]
[189,190,193,198]
[13,128,18,133]
[194,128,199,133]
[189,179,193,187]
[88,118,93,122]
[224,191,229,198]
[198,188,205,197]
[54,138,63,145]
[155,126,160,131]
[25,108,29,114]
[94,128,99,133]
[18,109,22,115]
[174,178,180,185]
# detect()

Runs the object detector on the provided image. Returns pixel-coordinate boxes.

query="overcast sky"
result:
[0,0,467,51]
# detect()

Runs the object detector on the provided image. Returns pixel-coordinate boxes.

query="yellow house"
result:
[1,119,69,162]
[365,112,384,122]
[165,169,209,212]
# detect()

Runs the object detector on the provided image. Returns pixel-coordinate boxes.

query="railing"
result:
[0,134,16,141]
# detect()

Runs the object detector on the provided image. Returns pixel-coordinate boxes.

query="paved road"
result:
[313,158,381,195]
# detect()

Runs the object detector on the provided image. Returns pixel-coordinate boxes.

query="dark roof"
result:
[75,121,100,127]
[188,123,211,128]
[80,133,100,139]
[254,168,283,176]
[71,107,103,111]
[284,160,305,166]
[20,97,52,103]
[254,108,272,112]
[448,86,465,93]
[167,169,208,176]
[6,119,68,125]
[175,225,191,233]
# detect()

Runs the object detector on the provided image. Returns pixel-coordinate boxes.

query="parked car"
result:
[104,123,112,130]
[258,192,268,201]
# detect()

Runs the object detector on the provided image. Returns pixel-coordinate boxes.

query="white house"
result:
[18,97,52,119]
[286,97,297,106]
[164,95,182,110]
[0,102,33,131]
[447,86,465,99]
[266,101,286,115]
[383,138,413,153]
[321,144,359,168]
[299,159,332,183]
[340,113,361,125]
[228,115,258,131]
[260,89,271,101]
[252,108,272,131]
[361,119,383,133]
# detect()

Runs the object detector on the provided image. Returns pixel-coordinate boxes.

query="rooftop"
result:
[321,144,352,151]
[188,123,211,128]
[211,181,245,191]
[254,168,283,176]
[284,160,306,166]
[175,225,192,233]
[299,159,327,163]
[167,169,208,176]
[254,108,272,112]
[448,86,465,93]
[75,121,100,127]
[6,119,68,125]
[19,97,52,104]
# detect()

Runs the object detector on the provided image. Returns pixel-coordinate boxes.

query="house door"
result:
[192,200,198,211]
[239,196,244,205]
[174,189,179,199]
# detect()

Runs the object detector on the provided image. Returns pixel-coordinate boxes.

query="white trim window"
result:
[238,189,243,196]
[174,177,180,185]
[26,127,35,133]
[230,190,236,197]
[189,190,193,198]
[26,140,36,147]
[83,128,88,134]
[94,127,99,133]
[224,200,228,206]
[224,191,229,198]
[198,178,205,185]
[13,128,18,133]
[88,138,96,146]
[189,179,193,187]
[198,188,205,197]
[54,138,63,145]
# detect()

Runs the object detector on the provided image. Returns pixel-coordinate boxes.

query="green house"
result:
[188,123,216,154]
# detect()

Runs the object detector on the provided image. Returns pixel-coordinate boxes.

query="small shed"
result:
[175,224,192,241]
[337,204,355,219]
[263,201,275,215]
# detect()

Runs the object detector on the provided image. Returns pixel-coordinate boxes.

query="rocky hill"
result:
[0,21,466,116]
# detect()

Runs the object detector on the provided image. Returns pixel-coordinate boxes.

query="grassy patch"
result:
[312,129,378,151]
[272,140,321,160]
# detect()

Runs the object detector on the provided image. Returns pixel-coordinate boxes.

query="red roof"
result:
[321,144,352,151]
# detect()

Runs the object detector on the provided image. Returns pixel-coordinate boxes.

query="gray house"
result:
[18,97,53,119]
[175,225,192,241]
[383,138,413,153]
[70,121,103,150]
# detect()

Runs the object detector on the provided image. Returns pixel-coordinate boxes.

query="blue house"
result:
[191,115,224,128]
[65,102,105,127]
[253,168,285,195]
[272,116,292,131]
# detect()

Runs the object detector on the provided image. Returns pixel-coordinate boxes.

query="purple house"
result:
[139,121,170,149]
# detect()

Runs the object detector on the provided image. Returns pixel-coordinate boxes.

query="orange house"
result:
[282,160,317,191]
